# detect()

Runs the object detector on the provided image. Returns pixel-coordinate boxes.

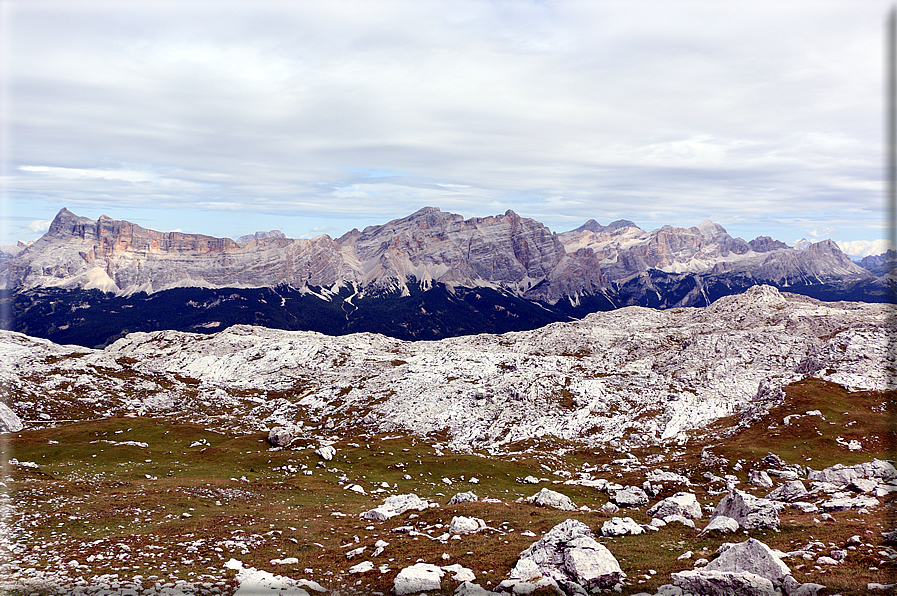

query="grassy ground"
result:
[0,378,894,595]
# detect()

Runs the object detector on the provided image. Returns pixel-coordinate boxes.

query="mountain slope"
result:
[1,208,887,346]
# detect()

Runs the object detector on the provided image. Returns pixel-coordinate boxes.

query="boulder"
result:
[808,459,897,486]
[508,519,623,594]
[384,493,430,514]
[267,425,299,448]
[394,563,444,595]
[360,493,431,521]
[672,569,775,595]
[672,538,792,595]
[0,402,24,433]
[448,491,479,505]
[442,564,476,582]
[820,494,878,512]
[710,538,791,585]
[449,516,486,535]
[647,492,702,519]
[613,485,649,507]
[524,488,577,511]
[600,517,644,537]
[661,514,696,529]
[749,470,774,489]
[766,480,808,502]
[314,445,336,461]
[848,478,878,493]
[701,515,739,535]
[710,488,780,530]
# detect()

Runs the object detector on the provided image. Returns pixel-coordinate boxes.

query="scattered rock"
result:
[808,459,897,486]
[600,501,619,514]
[314,445,336,461]
[523,488,577,511]
[820,494,878,512]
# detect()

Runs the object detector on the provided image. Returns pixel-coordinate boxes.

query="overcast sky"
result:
[0,1,892,257]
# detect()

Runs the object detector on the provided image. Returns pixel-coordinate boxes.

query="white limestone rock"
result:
[808,460,897,487]
[701,515,739,535]
[672,569,775,596]
[613,486,649,508]
[448,492,479,505]
[709,488,780,530]
[394,563,444,595]
[524,488,577,511]
[766,480,808,502]
[361,493,431,521]
[442,564,476,582]
[672,538,792,596]
[314,445,336,461]
[0,402,23,433]
[820,494,878,511]
[449,516,486,535]
[510,519,623,594]
[661,514,696,529]
[749,470,774,489]
[267,425,299,448]
[646,492,702,519]
[600,517,645,537]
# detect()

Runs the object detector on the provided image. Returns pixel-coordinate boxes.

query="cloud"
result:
[2,1,890,243]
[26,220,51,233]
[837,239,895,258]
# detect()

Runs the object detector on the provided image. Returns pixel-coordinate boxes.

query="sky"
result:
[0,1,893,258]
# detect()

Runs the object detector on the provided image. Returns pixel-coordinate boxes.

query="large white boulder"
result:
[449,516,486,535]
[508,519,623,593]
[766,480,808,502]
[647,492,702,519]
[672,569,776,596]
[612,485,649,507]
[360,493,431,521]
[701,515,739,535]
[710,488,780,530]
[394,563,444,595]
[523,488,577,511]
[749,470,774,488]
[600,517,644,537]
[448,491,479,505]
[0,402,23,433]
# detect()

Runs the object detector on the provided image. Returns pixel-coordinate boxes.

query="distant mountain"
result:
[0,207,889,347]
[858,249,897,277]
[235,230,287,246]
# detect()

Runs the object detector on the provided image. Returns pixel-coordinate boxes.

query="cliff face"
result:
[1,207,875,308]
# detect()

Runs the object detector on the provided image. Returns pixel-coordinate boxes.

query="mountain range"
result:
[0,207,891,347]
